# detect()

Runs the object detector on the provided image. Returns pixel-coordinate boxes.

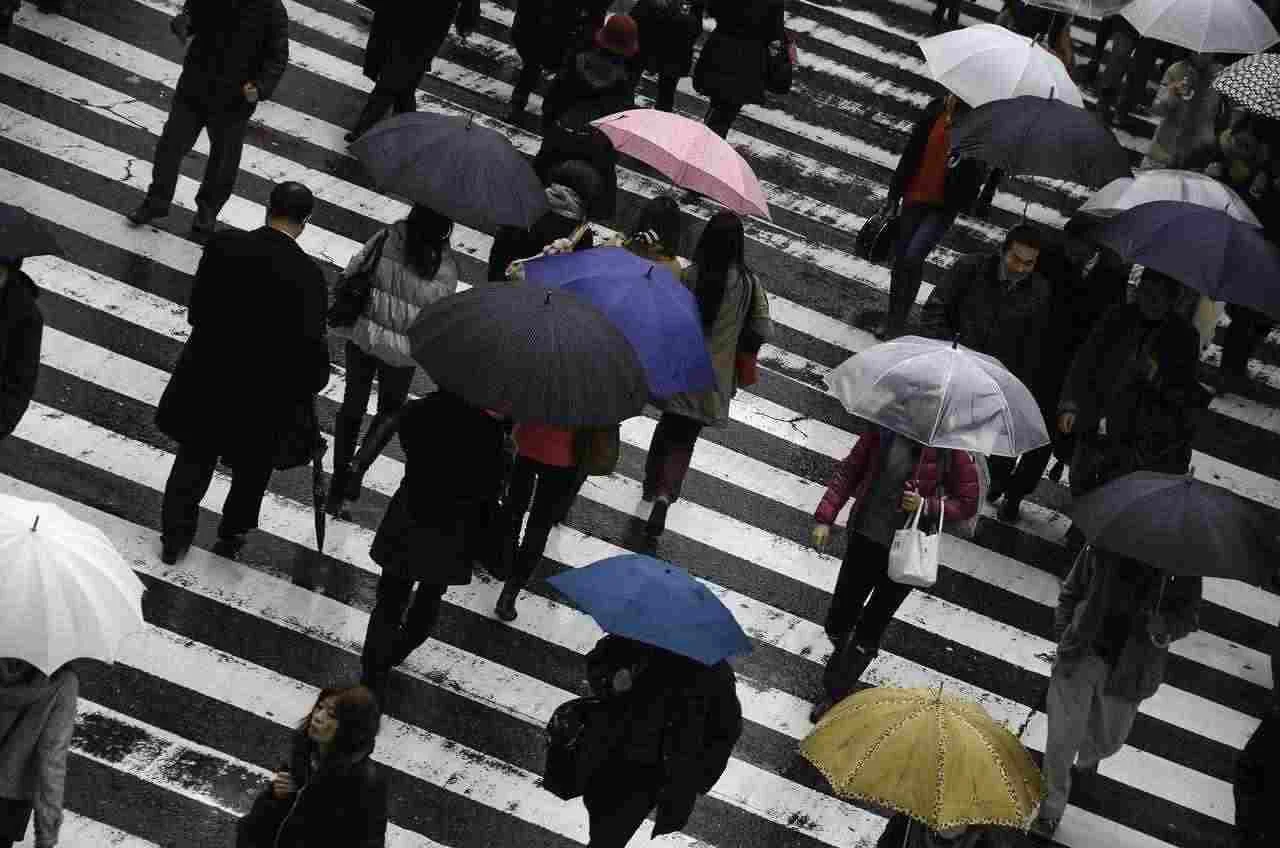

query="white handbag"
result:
[887,497,942,588]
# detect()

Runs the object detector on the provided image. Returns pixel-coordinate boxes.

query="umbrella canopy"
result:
[1023,0,1133,20]
[520,247,716,398]
[408,285,649,427]
[0,202,60,261]
[1078,169,1261,227]
[350,113,549,230]
[801,686,1044,830]
[1213,53,1280,120]
[919,24,1084,108]
[950,96,1132,188]
[825,337,1050,457]
[591,109,770,219]
[1085,200,1280,317]
[1069,472,1277,583]
[547,554,752,666]
[1122,0,1279,53]
[0,495,146,675]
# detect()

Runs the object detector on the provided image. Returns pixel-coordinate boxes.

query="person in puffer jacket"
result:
[327,205,460,514]
[0,659,78,848]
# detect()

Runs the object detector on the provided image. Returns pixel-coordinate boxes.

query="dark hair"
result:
[692,212,746,331]
[404,205,453,279]
[546,160,603,208]
[294,685,381,774]
[628,196,681,258]
[268,181,315,224]
[1003,223,1043,253]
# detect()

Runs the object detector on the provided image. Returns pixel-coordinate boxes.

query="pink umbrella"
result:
[591,109,771,220]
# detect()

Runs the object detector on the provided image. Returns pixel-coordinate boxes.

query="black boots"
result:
[495,581,521,622]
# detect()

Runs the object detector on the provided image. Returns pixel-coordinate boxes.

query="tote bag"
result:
[887,498,942,587]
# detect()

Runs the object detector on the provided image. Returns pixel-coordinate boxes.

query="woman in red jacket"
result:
[809,426,979,720]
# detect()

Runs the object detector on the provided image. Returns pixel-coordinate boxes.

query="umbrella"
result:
[1084,200,1280,318]
[1077,169,1261,227]
[950,96,1132,188]
[1122,0,1279,53]
[1023,0,1132,19]
[0,494,146,675]
[311,413,327,554]
[1069,472,1277,583]
[801,686,1044,830]
[407,285,649,427]
[350,113,549,230]
[546,554,752,666]
[519,247,716,398]
[825,337,1050,457]
[1213,53,1280,120]
[591,109,770,219]
[0,202,60,261]
[919,24,1084,108]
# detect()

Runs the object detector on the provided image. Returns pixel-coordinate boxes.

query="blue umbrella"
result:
[547,554,752,666]
[520,247,717,398]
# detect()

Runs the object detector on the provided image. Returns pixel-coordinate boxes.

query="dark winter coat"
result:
[361,0,479,91]
[919,252,1052,384]
[0,270,43,440]
[155,227,330,469]
[584,636,742,836]
[487,212,596,282]
[368,392,507,584]
[1236,708,1280,847]
[512,0,609,68]
[631,0,705,78]
[544,48,637,129]
[173,0,289,113]
[692,0,785,105]
[889,97,995,216]
[533,123,620,220]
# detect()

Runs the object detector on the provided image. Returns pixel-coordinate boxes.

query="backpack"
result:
[542,696,624,800]
[939,449,986,540]
[574,426,621,476]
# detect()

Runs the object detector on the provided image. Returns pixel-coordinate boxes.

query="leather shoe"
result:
[127,200,167,227]
[645,497,669,537]
[998,497,1021,523]
[160,540,189,565]
[809,697,833,724]
[191,207,217,237]
[495,582,520,622]
[211,533,247,560]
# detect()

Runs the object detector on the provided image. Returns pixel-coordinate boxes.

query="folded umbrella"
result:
[408,285,648,427]
[826,337,1049,457]
[919,24,1084,108]
[1077,169,1261,227]
[1213,53,1280,120]
[519,247,715,398]
[1069,471,1278,584]
[547,554,752,666]
[0,202,61,261]
[1122,0,1279,53]
[350,113,549,230]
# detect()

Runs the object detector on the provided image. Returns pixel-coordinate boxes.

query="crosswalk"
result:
[3,0,1277,845]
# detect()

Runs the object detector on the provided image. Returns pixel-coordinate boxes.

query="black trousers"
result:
[502,456,582,585]
[333,341,415,479]
[824,533,910,648]
[643,412,704,502]
[361,574,448,676]
[146,92,251,218]
[932,0,961,26]
[512,58,545,110]
[989,443,1054,502]
[583,772,662,848]
[1222,305,1272,377]
[655,73,680,112]
[350,83,417,138]
[160,443,274,548]
[704,100,742,138]
[0,795,32,845]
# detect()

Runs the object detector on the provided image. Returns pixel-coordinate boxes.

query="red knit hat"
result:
[595,14,639,58]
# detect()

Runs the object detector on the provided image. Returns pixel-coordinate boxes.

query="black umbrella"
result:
[350,113,549,230]
[408,285,649,428]
[0,202,60,261]
[1070,471,1278,584]
[950,96,1132,188]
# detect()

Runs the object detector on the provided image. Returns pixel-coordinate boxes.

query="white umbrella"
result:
[0,495,146,675]
[1023,0,1133,20]
[919,23,1084,109]
[1078,169,1262,226]
[1121,0,1279,54]
[826,337,1050,457]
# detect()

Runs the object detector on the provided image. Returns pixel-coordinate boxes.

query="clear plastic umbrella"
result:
[1121,0,1279,54]
[918,24,1084,108]
[825,337,1050,457]
[1024,0,1132,20]
[1078,169,1262,227]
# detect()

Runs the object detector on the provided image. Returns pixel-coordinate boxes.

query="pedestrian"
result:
[808,426,980,721]
[578,635,742,848]
[0,659,77,848]
[235,685,387,847]
[1233,617,1280,847]
[1219,304,1271,397]
[995,1,1074,72]
[542,14,640,131]
[629,0,705,112]
[327,205,460,516]
[354,390,507,698]
[875,813,1005,847]
[0,258,43,442]
[488,160,601,281]
[691,0,787,138]
[930,0,964,33]
[1029,547,1201,838]
[1094,19,1159,129]
[877,94,1000,340]
[612,194,685,277]
[344,0,479,142]
[919,223,1051,521]
[643,211,772,537]
[127,0,289,236]
[1141,51,1225,170]
[508,0,611,121]
[155,182,330,565]
[533,118,620,221]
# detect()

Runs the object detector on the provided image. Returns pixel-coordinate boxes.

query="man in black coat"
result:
[509,0,611,120]
[155,182,330,565]
[0,259,43,441]
[128,0,289,236]
[629,0,705,112]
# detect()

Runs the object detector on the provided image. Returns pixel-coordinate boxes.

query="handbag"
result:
[573,426,621,476]
[855,210,901,262]
[763,32,795,95]
[735,272,767,387]
[327,229,389,328]
[887,498,942,587]
[542,696,624,800]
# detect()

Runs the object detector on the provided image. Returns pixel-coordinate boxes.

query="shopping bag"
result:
[887,499,941,587]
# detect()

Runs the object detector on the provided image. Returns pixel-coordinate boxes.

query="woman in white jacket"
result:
[0,659,77,848]
[328,205,460,514]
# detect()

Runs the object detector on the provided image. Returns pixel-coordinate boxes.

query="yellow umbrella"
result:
[800,686,1043,831]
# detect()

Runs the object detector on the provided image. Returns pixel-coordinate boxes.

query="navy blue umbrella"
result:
[1085,200,1280,319]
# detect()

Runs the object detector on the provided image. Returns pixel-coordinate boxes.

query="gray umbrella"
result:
[408,285,649,428]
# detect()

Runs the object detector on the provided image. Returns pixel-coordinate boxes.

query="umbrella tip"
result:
[544,291,551,306]
[951,334,960,350]
[646,265,654,278]
[466,113,474,129]
[31,515,39,532]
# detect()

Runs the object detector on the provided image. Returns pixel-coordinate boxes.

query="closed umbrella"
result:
[408,285,648,427]
[826,337,1049,457]
[591,109,770,219]
[1213,53,1280,120]
[1078,169,1261,226]
[0,494,146,675]
[350,113,549,230]
[919,24,1084,108]
[0,202,60,261]
[1024,0,1132,19]
[1121,0,1279,53]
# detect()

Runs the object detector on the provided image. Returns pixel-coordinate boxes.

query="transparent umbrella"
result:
[1024,0,1132,20]
[1078,169,1262,227]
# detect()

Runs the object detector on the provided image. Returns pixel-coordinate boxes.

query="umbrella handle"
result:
[506,222,594,271]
